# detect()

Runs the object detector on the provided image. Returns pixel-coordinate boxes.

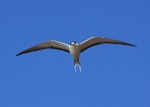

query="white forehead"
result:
[71,42,76,45]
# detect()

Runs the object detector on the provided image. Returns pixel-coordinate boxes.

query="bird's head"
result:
[70,41,77,45]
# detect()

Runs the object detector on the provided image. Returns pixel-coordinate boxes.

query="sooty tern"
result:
[16,36,136,72]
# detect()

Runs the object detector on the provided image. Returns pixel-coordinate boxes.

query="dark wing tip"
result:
[16,50,29,56]
[16,52,23,56]
[16,54,19,56]
[127,43,136,47]
[132,44,136,47]
[95,36,137,47]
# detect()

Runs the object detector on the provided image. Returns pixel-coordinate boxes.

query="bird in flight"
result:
[16,36,136,72]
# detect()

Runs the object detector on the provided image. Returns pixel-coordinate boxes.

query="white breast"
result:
[69,44,80,59]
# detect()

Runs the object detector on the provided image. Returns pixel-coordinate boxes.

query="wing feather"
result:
[79,36,136,52]
[16,40,69,56]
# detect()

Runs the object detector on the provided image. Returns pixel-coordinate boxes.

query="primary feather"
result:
[79,37,136,52]
[16,40,69,56]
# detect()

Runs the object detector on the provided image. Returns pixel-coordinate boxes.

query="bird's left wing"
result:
[79,36,136,52]
[16,40,69,56]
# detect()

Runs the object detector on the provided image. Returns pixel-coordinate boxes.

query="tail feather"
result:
[74,59,82,73]
[78,63,82,73]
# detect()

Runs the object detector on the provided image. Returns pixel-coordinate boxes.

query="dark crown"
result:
[70,41,76,45]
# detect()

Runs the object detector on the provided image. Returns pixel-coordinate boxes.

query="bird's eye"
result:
[70,42,75,45]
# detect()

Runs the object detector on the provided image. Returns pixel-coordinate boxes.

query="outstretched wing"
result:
[79,36,136,52]
[16,40,69,56]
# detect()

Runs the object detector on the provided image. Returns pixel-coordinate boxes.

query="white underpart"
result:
[69,44,81,73]
[69,44,80,59]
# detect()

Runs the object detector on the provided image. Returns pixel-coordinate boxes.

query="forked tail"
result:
[74,59,82,73]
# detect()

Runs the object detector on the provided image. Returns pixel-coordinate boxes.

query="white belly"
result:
[69,45,80,59]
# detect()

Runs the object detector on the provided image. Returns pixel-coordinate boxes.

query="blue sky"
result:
[0,0,150,107]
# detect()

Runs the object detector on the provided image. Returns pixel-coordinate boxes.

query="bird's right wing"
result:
[16,40,69,56]
[79,36,136,52]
